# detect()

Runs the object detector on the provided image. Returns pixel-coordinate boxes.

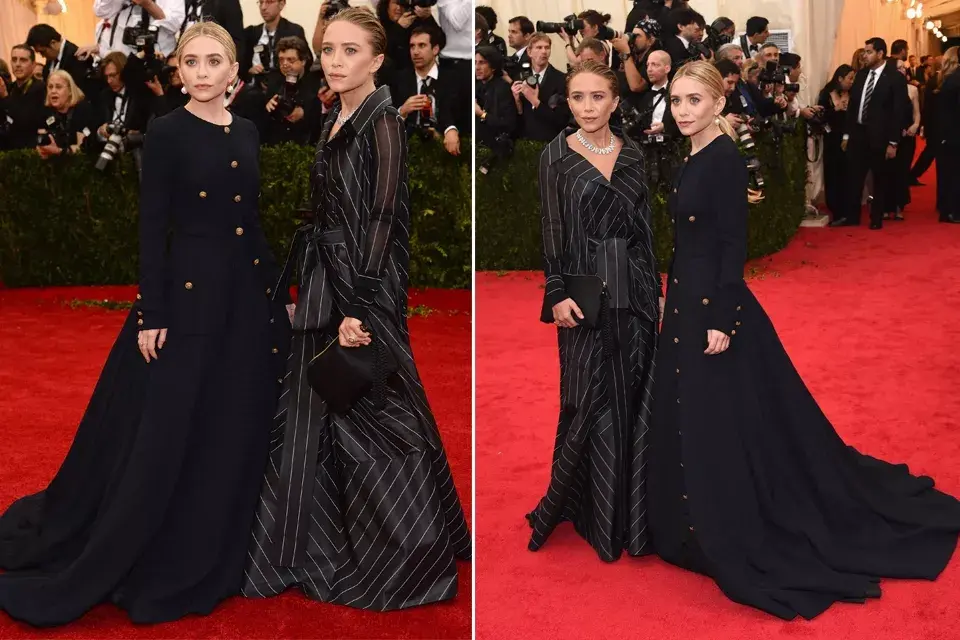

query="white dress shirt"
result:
[857,66,880,124]
[252,25,278,70]
[94,0,184,57]
[51,41,67,71]
[650,80,668,125]
[436,0,472,61]
[416,61,455,133]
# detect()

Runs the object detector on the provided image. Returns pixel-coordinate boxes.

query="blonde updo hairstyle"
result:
[671,61,738,142]
[175,21,237,63]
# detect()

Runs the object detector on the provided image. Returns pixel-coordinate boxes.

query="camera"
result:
[396,0,437,9]
[37,115,72,151]
[703,24,732,53]
[758,61,800,94]
[734,120,765,189]
[95,122,143,171]
[536,16,584,35]
[504,58,533,83]
[272,74,301,120]
[478,132,514,175]
[323,0,350,19]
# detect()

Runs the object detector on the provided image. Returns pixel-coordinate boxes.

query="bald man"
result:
[634,50,680,139]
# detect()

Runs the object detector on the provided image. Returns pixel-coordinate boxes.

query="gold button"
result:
[266,288,272,295]
[676,368,679,374]
[234,195,242,202]
[184,281,193,290]
[682,494,688,499]
[702,298,710,305]
[671,218,675,223]
[235,227,244,236]
[673,337,679,343]
[731,330,736,335]
[199,191,207,198]
[689,216,696,222]
[270,318,275,324]
[271,347,279,354]
[253,258,260,265]
[736,305,742,311]
[677,398,680,403]
[673,188,677,193]
[137,319,144,326]
[231,160,238,168]
[136,293,142,300]
[673,308,678,314]
[735,321,741,326]
[224,126,230,133]
[137,310,143,316]
[673,278,678,284]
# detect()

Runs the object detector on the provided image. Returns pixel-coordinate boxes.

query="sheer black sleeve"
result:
[705,144,748,335]
[540,146,567,312]
[136,116,175,329]
[343,112,406,321]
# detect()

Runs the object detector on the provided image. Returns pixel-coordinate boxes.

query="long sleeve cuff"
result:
[133,293,166,330]
[345,273,382,322]
[704,285,741,336]
[542,275,567,316]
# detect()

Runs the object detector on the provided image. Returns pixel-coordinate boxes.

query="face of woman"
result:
[387,0,404,22]
[475,54,492,81]
[47,77,70,110]
[320,21,383,94]
[567,72,618,134]
[580,22,598,38]
[840,71,855,92]
[179,36,238,103]
[670,75,724,138]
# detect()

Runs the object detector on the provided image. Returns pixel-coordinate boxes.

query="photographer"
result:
[559,11,614,67]
[475,46,516,147]
[261,36,320,146]
[178,0,243,53]
[93,51,151,148]
[241,0,306,84]
[26,24,99,96]
[757,42,780,65]
[738,17,770,58]
[0,45,46,151]
[505,16,534,70]
[510,33,568,142]
[626,0,686,33]
[93,0,185,58]
[715,42,744,67]
[392,24,463,155]
[663,8,707,72]
[716,58,747,126]
[616,16,662,94]
[375,0,439,88]
[576,38,635,104]
[475,6,507,58]
[779,52,822,121]
[149,52,188,116]
[36,70,97,159]
[635,50,678,138]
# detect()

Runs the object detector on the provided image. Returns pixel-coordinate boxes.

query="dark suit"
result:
[478,32,507,58]
[95,86,152,135]
[240,18,307,82]
[738,35,763,59]
[390,65,463,136]
[663,35,694,73]
[43,41,101,97]
[504,48,531,82]
[0,77,46,150]
[635,85,680,138]
[516,65,569,142]
[476,76,516,147]
[843,61,909,225]
[180,0,244,52]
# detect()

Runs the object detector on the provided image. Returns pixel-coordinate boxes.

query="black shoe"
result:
[940,214,960,224]
[869,222,883,230]
[893,212,905,221]
[829,217,858,227]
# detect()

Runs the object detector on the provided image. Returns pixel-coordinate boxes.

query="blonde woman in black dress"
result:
[527,60,661,562]
[648,61,960,620]
[242,7,471,609]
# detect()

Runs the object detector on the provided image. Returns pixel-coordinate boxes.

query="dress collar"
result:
[323,84,394,144]
[543,124,644,179]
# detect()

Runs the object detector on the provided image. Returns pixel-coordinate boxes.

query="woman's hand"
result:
[138,328,168,362]
[398,11,416,28]
[658,296,665,325]
[704,329,730,355]
[552,298,584,329]
[339,317,371,347]
[285,303,295,324]
[36,135,61,159]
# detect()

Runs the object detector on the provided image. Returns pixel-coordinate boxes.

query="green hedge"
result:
[476,132,808,271]
[0,136,471,288]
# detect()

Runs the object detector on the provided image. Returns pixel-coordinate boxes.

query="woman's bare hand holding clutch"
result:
[552,299,584,328]
[339,317,371,347]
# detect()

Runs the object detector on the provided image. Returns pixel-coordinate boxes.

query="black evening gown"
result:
[242,85,471,610]
[526,128,660,561]
[0,108,290,626]
[648,134,960,620]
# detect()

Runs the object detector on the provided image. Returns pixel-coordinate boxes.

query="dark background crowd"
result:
[473,0,960,225]
[0,0,473,171]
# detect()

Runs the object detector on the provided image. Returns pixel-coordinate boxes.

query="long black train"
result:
[242,85,471,610]
[527,125,661,562]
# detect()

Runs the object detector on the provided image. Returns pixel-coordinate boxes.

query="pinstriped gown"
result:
[527,127,661,561]
[241,85,471,609]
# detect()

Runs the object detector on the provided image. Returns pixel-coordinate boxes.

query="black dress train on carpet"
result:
[0,108,291,626]
[527,128,660,561]
[241,85,471,610]
[648,133,960,620]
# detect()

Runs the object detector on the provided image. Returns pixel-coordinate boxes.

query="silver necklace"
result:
[575,128,615,155]
[335,108,354,127]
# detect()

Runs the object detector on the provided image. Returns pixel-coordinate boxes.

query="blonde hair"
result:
[851,47,865,72]
[529,32,551,48]
[566,59,619,98]
[45,69,84,108]
[176,21,237,63]
[672,61,737,141]
[328,6,387,57]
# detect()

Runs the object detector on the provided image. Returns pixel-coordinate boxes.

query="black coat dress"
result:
[242,85,471,609]
[648,134,960,620]
[0,108,290,626]
[817,89,850,218]
[527,128,660,561]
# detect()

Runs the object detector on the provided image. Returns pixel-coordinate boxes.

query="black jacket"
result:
[390,65,463,135]
[95,86,152,134]
[939,71,960,147]
[517,65,570,142]
[136,108,286,333]
[0,77,46,150]
[634,85,680,138]
[663,35,695,72]
[259,71,323,146]
[240,18,307,81]
[478,32,507,58]
[476,76,517,145]
[179,0,244,50]
[844,61,909,150]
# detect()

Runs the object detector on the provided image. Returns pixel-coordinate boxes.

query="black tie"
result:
[266,34,275,69]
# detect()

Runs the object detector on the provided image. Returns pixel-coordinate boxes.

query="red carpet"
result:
[476,173,960,638]
[0,287,471,639]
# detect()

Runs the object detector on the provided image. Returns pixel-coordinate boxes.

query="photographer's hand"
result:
[37,134,61,158]
[146,77,164,97]
[413,6,432,19]
[265,95,279,113]
[610,33,630,54]
[398,11,417,28]
[475,100,484,116]
[774,95,788,109]
[286,106,305,123]
[520,82,540,108]
[841,139,848,152]
[444,129,460,156]
[643,122,665,135]
[97,123,109,139]
[76,44,100,60]
[249,64,265,76]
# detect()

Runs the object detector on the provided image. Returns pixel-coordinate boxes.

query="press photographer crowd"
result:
[0,0,473,170]
[474,0,960,226]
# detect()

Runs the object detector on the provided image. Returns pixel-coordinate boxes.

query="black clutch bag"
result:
[306,334,398,414]
[540,274,606,328]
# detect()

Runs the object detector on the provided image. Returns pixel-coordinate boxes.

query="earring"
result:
[181,86,188,95]
[714,116,721,125]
